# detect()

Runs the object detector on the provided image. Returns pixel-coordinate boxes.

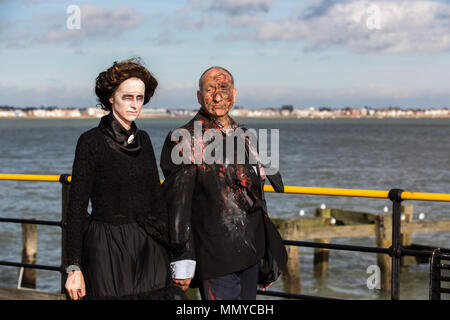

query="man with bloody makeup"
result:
[160,66,285,300]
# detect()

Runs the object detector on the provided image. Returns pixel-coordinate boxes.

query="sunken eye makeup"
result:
[122,95,144,100]
[204,86,231,95]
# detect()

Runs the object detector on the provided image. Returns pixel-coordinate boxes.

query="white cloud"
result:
[40,4,144,44]
[175,0,450,54]
[155,0,272,45]
[227,15,264,27]
[209,0,273,15]
[1,4,145,47]
[281,0,450,54]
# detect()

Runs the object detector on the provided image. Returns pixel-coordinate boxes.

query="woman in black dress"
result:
[64,58,186,300]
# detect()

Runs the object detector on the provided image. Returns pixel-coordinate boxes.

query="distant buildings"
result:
[0,105,449,119]
[0,106,105,118]
[140,108,170,117]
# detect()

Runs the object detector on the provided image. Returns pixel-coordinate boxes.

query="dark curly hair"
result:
[95,58,158,111]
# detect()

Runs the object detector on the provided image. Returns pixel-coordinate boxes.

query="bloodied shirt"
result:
[160,110,283,281]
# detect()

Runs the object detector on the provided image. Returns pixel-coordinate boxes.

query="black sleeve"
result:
[160,132,197,262]
[66,133,95,267]
[142,131,168,222]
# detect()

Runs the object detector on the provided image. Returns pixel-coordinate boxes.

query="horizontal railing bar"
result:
[270,186,389,199]
[0,217,61,226]
[1,174,450,202]
[439,276,450,282]
[284,240,391,255]
[257,289,342,300]
[435,254,450,260]
[402,191,450,202]
[437,264,450,270]
[265,186,450,202]
[0,261,61,272]
[439,288,450,294]
[286,241,439,258]
[401,248,433,258]
[0,174,65,183]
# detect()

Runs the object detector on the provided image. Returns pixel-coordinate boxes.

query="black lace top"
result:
[66,114,168,266]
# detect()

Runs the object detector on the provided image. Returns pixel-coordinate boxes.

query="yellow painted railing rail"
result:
[1,173,449,202]
[266,185,389,199]
[263,185,450,202]
[0,174,67,182]
[401,191,450,202]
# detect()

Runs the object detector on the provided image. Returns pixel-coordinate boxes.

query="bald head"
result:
[199,66,234,91]
[196,66,237,121]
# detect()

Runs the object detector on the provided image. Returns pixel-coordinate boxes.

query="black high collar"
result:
[98,112,142,157]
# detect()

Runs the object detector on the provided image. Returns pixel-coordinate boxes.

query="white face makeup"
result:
[109,77,146,130]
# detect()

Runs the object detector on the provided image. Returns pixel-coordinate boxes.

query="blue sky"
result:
[1,0,450,109]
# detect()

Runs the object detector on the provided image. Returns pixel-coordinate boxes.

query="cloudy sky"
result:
[1,0,450,109]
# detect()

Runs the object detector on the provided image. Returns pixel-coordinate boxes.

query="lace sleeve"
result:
[66,133,95,267]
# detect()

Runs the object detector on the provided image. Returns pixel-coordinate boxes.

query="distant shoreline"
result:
[1,115,449,120]
[1,106,449,119]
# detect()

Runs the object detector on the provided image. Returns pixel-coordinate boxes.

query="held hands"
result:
[65,270,86,300]
[173,278,192,291]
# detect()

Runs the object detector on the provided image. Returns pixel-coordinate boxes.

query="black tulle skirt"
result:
[81,220,186,300]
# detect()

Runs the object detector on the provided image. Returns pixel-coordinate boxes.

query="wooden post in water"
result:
[313,208,331,277]
[375,214,392,291]
[274,218,301,294]
[20,219,37,289]
[282,220,301,294]
[400,204,415,269]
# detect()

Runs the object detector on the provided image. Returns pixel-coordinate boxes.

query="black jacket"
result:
[160,111,283,281]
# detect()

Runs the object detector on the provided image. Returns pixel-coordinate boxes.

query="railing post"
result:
[429,249,441,300]
[59,174,71,294]
[388,189,404,301]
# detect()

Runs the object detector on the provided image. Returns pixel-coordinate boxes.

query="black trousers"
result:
[199,263,259,300]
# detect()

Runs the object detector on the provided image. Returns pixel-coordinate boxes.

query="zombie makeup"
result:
[198,69,236,123]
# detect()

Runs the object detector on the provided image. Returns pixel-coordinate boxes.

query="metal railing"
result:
[0,173,71,293]
[258,186,450,300]
[429,248,450,300]
[1,173,450,299]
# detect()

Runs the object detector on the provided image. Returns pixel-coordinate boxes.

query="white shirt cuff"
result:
[170,259,196,279]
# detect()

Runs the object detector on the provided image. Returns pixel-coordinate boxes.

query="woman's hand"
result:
[173,278,192,291]
[65,270,86,300]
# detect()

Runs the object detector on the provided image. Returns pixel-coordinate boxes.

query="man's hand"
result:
[173,278,193,291]
[65,270,86,300]
[259,282,273,292]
